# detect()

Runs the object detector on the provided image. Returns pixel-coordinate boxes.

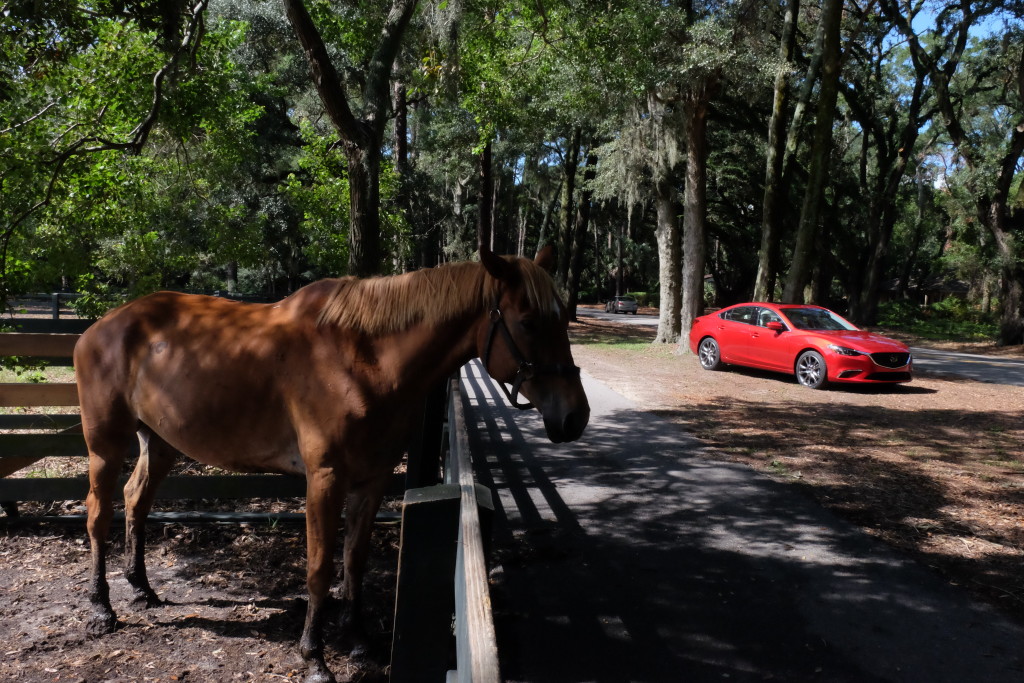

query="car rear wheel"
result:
[698,337,722,370]
[796,350,827,389]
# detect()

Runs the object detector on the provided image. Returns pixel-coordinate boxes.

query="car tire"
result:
[697,337,722,370]
[796,350,828,389]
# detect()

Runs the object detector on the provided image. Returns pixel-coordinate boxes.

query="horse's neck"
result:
[378,312,482,393]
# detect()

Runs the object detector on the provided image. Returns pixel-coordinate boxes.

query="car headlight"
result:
[827,344,863,356]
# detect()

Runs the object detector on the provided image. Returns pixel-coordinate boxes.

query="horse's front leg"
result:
[300,467,343,683]
[338,470,392,655]
[124,427,177,607]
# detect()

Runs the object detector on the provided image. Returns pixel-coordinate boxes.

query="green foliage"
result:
[876,300,921,328]
[1,0,1019,345]
[282,120,352,275]
[878,298,1000,341]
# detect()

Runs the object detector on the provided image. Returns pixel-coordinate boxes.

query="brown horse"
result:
[74,246,589,682]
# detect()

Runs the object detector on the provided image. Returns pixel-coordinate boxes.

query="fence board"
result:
[0,383,79,407]
[0,333,80,357]
[5,319,93,334]
[0,471,409,503]
[0,433,86,458]
[0,473,308,502]
[0,414,80,430]
[450,380,500,683]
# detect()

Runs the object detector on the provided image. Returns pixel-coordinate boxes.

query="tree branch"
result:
[281,0,370,148]
[1,0,211,305]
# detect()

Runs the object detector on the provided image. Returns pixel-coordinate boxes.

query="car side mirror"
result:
[766,321,786,332]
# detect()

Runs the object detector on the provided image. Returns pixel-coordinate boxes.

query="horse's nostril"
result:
[562,410,589,441]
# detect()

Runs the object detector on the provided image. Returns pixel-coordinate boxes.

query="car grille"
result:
[870,352,911,369]
[865,371,912,381]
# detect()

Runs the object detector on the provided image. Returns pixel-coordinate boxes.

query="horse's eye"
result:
[520,318,538,334]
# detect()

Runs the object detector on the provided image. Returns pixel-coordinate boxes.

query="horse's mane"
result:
[316,256,561,335]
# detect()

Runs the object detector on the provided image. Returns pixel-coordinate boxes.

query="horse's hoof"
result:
[346,636,370,660]
[303,661,337,683]
[86,610,118,637]
[129,588,163,608]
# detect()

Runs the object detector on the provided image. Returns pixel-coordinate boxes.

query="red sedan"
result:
[688,303,912,389]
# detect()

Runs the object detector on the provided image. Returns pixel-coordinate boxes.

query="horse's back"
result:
[74,291,321,472]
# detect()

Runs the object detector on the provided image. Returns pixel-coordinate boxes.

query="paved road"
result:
[577,308,1024,386]
[579,308,659,327]
[461,360,1024,682]
[911,347,1024,386]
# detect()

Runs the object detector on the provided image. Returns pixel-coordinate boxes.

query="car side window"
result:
[757,308,783,327]
[724,306,758,325]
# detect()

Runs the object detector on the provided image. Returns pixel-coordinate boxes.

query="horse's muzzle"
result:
[544,405,590,443]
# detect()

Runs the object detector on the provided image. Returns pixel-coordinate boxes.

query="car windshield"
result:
[782,307,858,331]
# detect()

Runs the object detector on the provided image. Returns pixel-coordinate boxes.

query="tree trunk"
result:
[283,0,418,277]
[987,194,1024,345]
[346,145,382,277]
[615,221,625,298]
[753,0,799,302]
[984,62,1024,345]
[680,84,713,343]
[556,127,582,290]
[654,180,682,344]
[477,139,493,251]
[782,0,842,303]
[567,152,596,320]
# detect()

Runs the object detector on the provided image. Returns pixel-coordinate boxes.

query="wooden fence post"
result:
[390,483,461,681]
[405,380,448,490]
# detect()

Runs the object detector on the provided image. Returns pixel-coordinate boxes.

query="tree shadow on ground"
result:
[460,363,1024,682]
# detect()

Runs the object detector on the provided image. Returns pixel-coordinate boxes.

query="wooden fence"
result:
[2,325,502,681]
[0,326,314,520]
[391,376,501,683]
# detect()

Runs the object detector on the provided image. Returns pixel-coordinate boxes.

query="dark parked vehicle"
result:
[605,296,639,314]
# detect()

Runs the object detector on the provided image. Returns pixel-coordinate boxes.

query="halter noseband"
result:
[482,301,582,410]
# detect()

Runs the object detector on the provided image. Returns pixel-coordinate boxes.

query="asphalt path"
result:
[910,347,1024,387]
[576,308,1024,386]
[461,360,1024,682]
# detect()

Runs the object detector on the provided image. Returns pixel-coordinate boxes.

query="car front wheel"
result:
[796,350,828,389]
[698,337,722,370]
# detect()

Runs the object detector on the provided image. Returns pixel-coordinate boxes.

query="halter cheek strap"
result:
[482,305,581,411]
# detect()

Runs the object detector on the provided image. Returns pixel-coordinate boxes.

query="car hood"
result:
[813,330,908,352]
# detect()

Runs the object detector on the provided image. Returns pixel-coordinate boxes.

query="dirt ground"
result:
[0,511,399,682]
[569,311,1024,626]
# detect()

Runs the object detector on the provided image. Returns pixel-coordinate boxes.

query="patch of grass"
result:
[0,365,75,383]
[981,458,1024,471]
[588,341,655,352]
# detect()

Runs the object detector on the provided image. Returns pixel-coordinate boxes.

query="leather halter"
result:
[482,302,582,410]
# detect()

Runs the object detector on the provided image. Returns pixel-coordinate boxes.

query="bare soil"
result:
[569,311,1024,625]
[0,512,399,682]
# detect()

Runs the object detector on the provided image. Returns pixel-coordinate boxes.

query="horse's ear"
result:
[480,244,516,282]
[534,244,556,274]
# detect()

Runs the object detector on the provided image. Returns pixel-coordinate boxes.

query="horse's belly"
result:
[188,441,307,476]
[139,407,306,476]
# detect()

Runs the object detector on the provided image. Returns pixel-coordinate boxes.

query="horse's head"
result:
[478,245,590,443]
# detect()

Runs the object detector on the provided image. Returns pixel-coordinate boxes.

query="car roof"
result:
[725,302,828,310]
